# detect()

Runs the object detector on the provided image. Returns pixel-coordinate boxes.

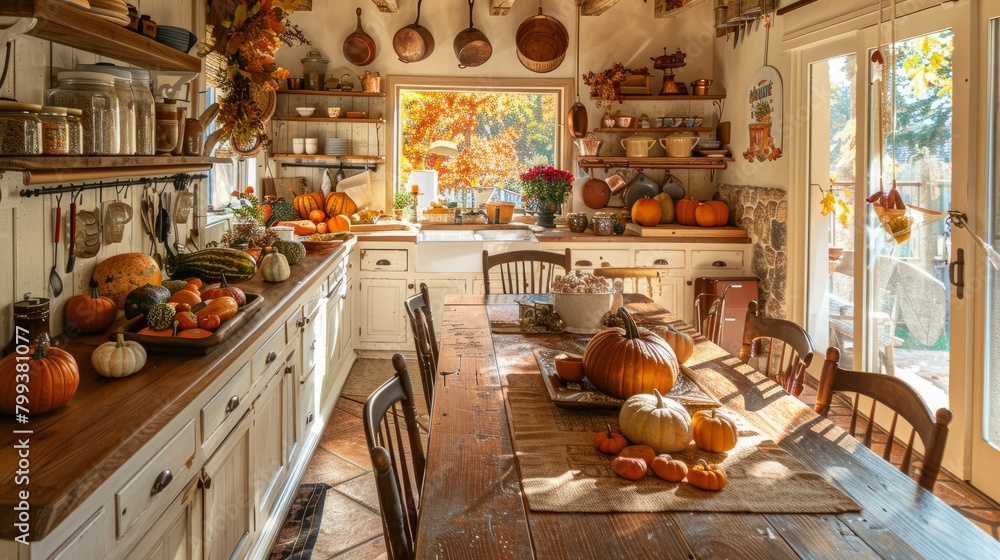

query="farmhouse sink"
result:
[415,228,538,272]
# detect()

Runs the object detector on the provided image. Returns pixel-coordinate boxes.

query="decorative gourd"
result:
[168,288,202,307]
[651,454,688,482]
[691,409,739,453]
[138,327,174,337]
[694,203,720,227]
[293,191,325,219]
[184,278,203,289]
[0,343,79,415]
[198,314,222,331]
[582,307,680,399]
[161,279,189,295]
[594,424,628,454]
[177,328,213,339]
[146,303,177,330]
[65,279,117,333]
[274,220,317,236]
[674,196,700,226]
[687,459,727,491]
[308,209,327,224]
[631,197,662,227]
[654,193,675,224]
[260,252,291,282]
[619,389,692,453]
[272,240,307,265]
[168,248,257,283]
[261,202,273,224]
[124,284,171,320]
[325,214,351,233]
[93,253,162,308]
[92,333,146,378]
[316,222,328,234]
[325,191,359,218]
[618,444,656,468]
[650,324,694,364]
[175,311,199,330]
[611,456,647,481]
[269,197,298,223]
[195,297,239,322]
[200,274,247,306]
[705,200,730,225]
[245,247,263,263]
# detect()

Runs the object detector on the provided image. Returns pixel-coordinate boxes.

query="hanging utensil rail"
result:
[19,173,206,198]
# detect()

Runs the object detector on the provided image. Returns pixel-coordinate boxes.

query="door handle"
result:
[653,259,668,265]
[712,260,727,267]
[949,248,965,300]
[376,259,391,266]
[576,260,593,267]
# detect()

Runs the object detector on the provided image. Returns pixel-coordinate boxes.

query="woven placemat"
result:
[505,374,860,514]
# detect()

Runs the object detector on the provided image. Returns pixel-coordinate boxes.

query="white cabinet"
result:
[251,347,296,526]
[201,411,253,560]
[360,278,410,344]
[124,479,200,560]
[324,276,354,412]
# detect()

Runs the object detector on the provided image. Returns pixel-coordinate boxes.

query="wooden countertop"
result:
[352,223,750,244]
[0,239,355,541]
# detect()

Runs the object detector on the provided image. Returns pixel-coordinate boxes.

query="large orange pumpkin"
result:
[0,343,79,415]
[65,279,117,333]
[694,204,718,227]
[582,307,680,399]
[293,192,324,219]
[631,198,662,227]
[93,253,162,309]
[325,192,358,218]
[675,197,700,226]
[325,214,351,233]
[705,200,730,225]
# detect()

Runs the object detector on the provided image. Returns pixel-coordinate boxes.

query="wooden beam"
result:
[654,0,708,18]
[370,0,398,13]
[581,0,622,16]
[490,0,515,15]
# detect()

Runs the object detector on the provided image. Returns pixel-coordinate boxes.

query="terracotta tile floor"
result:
[279,359,1000,559]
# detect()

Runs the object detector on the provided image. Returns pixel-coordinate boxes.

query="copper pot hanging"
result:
[515,7,569,73]
[343,8,376,66]
[393,0,434,63]
[454,0,492,68]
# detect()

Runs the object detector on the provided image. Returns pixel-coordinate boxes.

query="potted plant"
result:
[221,187,277,251]
[393,190,414,221]
[583,63,652,109]
[519,165,575,228]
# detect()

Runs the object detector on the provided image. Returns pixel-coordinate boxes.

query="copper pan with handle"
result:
[344,7,376,66]
[515,6,568,73]
[393,0,434,63]
[454,0,492,68]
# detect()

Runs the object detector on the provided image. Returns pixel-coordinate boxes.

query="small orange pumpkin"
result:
[594,424,628,454]
[316,221,328,234]
[169,288,201,307]
[0,343,79,415]
[694,204,718,227]
[308,208,326,223]
[325,214,351,234]
[611,456,647,481]
[650,454,688,482]
[674,196,700,226]
[704,200,730,225]
[691,409,739,453]
[687,459,727,491]
[631,197,662,227]
[650,324,695,364]
[65,279,118,333]
[619,444,656,468]
[198,313,222,331]
[175,311,199,330]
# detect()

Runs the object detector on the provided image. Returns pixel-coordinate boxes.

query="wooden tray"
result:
[114,293,264,355]
[534,347,720,411]
[297,233,354,253]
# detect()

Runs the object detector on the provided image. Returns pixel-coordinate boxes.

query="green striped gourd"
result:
[168,248,257,283]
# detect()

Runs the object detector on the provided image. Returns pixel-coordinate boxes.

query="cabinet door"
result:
[251,368,290,526]
[324,278,352,411]
[419,278,469,337]
[202,411,253,560]
[125,479,200,560]
[652,275,687,322]
[302,301,327,384]
[360,278,409,344]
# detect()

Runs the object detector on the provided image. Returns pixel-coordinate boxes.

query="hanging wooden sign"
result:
[742,65,783,163]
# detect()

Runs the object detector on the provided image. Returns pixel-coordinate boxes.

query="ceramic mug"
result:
[292,138,305,154]
[305,138,319,155]
[328,107,342,118]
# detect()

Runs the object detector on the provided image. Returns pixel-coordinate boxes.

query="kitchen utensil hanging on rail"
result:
[344,8,376,66]
[454,0,492,68]
[49,193,63,297]
[393,0,434,63]
[567,4,587,138]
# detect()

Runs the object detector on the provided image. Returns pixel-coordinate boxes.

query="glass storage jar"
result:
[566,212,590,233]
[592,212,616,236]
[155,101,178,154]
[0,101,43,155]
[38,106,70,155]
[77,64,136,154]
[65,108,84,155]
[300,50,329,90]
[125,67,155,155]
[48,71,118,155]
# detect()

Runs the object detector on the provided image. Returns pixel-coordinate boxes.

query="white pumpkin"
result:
[260,252,290,282]
[92,333,147,378]
[619,389,692,453]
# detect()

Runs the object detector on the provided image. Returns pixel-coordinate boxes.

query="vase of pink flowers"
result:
[520,165,575,228]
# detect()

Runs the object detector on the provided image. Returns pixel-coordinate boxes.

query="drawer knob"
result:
[225,395,240,414]
[576,260,593,267]
[265,350,278,364]
[306,412,314,424]
[347,262,353,269]
[712,260,727,267]
[376,259,391,266]
[199,473,212,490]
[296,317,306,328]
[310,340,317,350]
[653,259,669,265]
[151,469,173,496]
[285,365,294,375]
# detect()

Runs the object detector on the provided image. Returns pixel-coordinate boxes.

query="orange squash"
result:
[594,424,628,454]
[195,296,238,322]
[704,200,730,225]
[691,409,739,453]
[316,221,328,234]
[137,327,174,337]
[612,456,647,481]
[175,311,199,330]
[200,274,247,306]
[184,278,203,289]
[687,459,727,491]
[631,197,662,227]
[651,454,688,482]
[325,191,358,218]
[169,288,201,307]
[93,253,162,308]
[325,214,351,233]
[274,220,317,236]
[674,197,700,226]
[293,191,324,219]
[65,279,117,333]
[0,343,79,415]
[177,328,213,339]
[619,445,657,469]
[308,209,327,224]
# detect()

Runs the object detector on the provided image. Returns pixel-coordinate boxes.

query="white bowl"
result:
[700,139,722,149]
[296,107,315,117]
[552,292,614,334]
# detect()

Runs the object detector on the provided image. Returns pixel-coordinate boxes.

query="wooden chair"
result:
[593,268,662,298]
[481,248,572,295]
[694,286,730,346]
[411,308,437,418]
[363,354,426,560]
[739,300,816,397]
[814,346,952,491]
[405,283,439,368]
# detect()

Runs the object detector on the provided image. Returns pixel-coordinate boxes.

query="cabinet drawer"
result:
[690,250,744,270]
[302,305,325,378]
[116,420,196,538]
[285,305,305,345]
[360,249,408,271]
[253,324,286,383]
[634,250,685,269]
[304,283,326,319]
[326,256,349,294]
[572,249,629,269]
[48,508,106,560]
[202,362,252,446]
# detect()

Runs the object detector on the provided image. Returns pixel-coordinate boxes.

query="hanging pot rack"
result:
[19,173,206,198]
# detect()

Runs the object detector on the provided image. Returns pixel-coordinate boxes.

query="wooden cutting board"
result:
[629,224,749,238]
[350,221,412,232]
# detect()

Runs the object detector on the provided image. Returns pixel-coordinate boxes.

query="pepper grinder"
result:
[1,294,52,358]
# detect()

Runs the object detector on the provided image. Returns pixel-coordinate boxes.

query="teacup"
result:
[327,107,342,118]
[660,117,676,127]
[681,117,696,127]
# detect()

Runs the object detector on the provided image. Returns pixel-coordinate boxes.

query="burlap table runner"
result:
[505,373,861,513]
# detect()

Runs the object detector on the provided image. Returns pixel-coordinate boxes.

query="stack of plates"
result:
[155,26,198,53]
[87,0,129,24]
[325,138,348,156]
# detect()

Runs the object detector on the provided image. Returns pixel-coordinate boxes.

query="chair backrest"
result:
[694,286,729,345]
[411,308,437,416]
[593,268,662,298]
[404,283,439,365]
[481,248,572,295]
[363,354,426,560]
[738,300,816,397]
[814,347,952,491]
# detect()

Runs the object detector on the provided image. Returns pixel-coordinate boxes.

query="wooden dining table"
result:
[415,294,1000,558]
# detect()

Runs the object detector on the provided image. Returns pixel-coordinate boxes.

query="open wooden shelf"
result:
[592,127,714,134]
[271,116,384,124]
[1,155,228,186]
[593,94,726,101]
[576,156,732,170]
[1,0,202,72]
[272,154,384,167]
[276,89,385,98]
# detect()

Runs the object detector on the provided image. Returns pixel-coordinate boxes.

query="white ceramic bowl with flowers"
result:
[552,270,615,334]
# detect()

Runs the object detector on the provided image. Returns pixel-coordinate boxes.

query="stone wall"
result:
[716,184,788,319]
